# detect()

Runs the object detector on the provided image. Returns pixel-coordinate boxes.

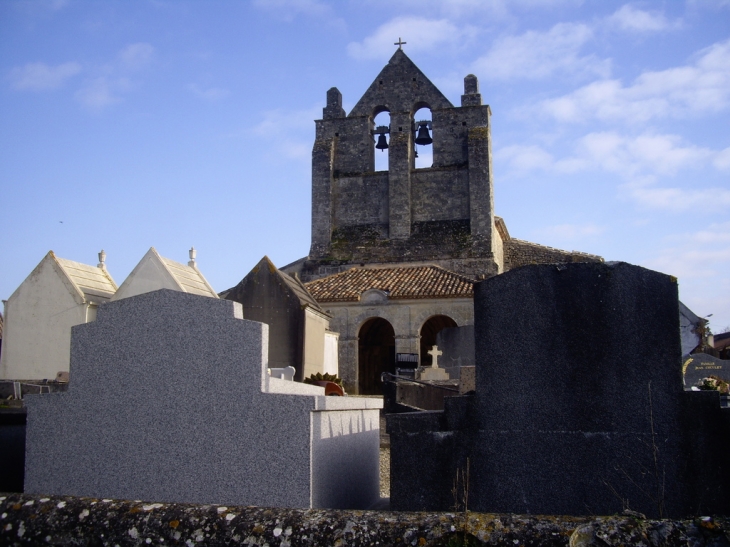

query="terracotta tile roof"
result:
[305,265,475,302]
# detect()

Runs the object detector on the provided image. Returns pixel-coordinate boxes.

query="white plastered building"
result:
[112,247,218,301]
[0,251,117,381]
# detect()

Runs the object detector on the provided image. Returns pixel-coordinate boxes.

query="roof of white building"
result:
[55,256,118,301]
[112,247,218,301]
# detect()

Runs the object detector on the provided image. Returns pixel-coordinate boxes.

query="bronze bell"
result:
[415,123,433,146]
[375,133,389,151]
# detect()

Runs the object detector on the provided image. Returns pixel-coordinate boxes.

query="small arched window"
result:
[413,106,433,169]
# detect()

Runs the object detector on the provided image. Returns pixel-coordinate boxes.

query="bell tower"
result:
[303,48,503,282]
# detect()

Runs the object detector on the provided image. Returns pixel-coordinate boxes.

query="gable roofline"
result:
[114,247,218,300]
[113,247,179,299]
[55,256,118,302]
[159,251,218,298]
[348,49,454,118]
[8,251,116,306]
[48,251,87,306]
[260,256,326,313]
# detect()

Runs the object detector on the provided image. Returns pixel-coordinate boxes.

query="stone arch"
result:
[372,107,391,172]
[358,316,396,395]
[413,104,433,169]
[419,314,457,366]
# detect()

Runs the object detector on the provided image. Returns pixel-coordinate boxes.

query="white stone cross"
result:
[428,345,443,368]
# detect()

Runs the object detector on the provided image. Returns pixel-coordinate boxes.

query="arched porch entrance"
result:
[358,317,395,395]
[420,315,457,366]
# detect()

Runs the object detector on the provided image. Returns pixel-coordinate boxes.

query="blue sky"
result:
[1,0,729,332]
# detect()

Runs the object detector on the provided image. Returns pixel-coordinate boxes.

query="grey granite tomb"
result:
[387,262,730,517]
[24,289,382,509]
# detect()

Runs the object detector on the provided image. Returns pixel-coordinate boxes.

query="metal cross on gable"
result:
[394,37,406,50]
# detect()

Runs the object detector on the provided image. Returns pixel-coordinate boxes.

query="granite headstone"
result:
[387,262,730,518]
[24,289,382,509]
[683,353,730,388]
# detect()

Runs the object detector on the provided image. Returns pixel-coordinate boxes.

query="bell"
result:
[375,133,389,151]
[415,123,433,146]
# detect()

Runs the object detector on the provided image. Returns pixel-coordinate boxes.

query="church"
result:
[282,46,601,394]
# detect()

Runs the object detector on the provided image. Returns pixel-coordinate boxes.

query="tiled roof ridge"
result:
[305,264,475,302]
[509,238,602,258]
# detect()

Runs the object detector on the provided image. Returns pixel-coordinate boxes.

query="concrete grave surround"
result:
[24,289,382,509]
[387,262,730,518]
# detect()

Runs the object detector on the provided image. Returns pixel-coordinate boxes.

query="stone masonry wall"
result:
[505,238,603,270]
[2,493,729,547]
[307,50,499,279]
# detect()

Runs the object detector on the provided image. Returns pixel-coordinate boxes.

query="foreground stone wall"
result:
[1,493,728,547]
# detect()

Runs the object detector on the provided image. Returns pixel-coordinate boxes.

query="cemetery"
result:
[1,47,729,545]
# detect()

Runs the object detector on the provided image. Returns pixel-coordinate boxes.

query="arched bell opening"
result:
[419,315,457,366]
[358,317,396,395]
[372,109,390,172]
[413,105,433,169]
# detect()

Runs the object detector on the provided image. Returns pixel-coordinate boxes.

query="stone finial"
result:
[323,87,346,119]
[97,250,106,270]
[461,74,482,107]
[188,247,197,268]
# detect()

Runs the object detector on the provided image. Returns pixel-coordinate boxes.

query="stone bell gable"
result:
[305,49,502,282]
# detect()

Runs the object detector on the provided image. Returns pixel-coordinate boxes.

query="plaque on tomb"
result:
[683,354,730,389]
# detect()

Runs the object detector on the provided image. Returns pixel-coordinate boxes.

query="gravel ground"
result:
[379,447,390,498]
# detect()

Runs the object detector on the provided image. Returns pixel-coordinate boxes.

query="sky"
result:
[1,0,729,332]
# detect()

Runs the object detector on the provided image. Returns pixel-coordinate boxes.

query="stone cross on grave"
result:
[428,345,442,368]
[394,37,407,50]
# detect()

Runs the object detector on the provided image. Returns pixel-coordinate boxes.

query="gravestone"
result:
[417,346,449,381]
[683,354,730,388]
[24,289,382,509]
[387,262,730,518]
[436,325,475,380]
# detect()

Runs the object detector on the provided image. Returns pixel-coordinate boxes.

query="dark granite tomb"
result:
[387,262,730,518]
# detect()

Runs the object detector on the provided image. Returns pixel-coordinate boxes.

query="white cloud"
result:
[714,147,730,170]
[251,0,343,27]
[541,223,606,239]
[118,43,155,70]
[253,106,319,160]
[9,61,81,91]
[623,183,730,213]
[499,132,726,180]
[472,22,609,81]
[347,17,476,60]
[644,223,730,283]
[540,38,730,123]
[495,144,555,174]
[364,0,584,19]
[607,5,680,33]
[70,43,154,110]
[187,84,230,101]
[577,132,713,177]
[75,77,121,109]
